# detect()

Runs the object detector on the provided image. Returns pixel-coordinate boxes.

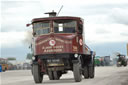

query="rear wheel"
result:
[48,71,54,80]
[88,55,95,78]
[31,67,33,75]
[53,71,60,80]
[123,61,127,67]
[88,65,94,78]
[33,64,43,83]
[73,63,82,82]
[83,66,89,79]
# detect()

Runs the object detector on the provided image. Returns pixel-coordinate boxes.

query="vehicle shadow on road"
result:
[43,78,76,84]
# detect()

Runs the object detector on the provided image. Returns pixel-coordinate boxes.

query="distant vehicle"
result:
[95,56,112,66]
[16,64,23,70]
[95,56,104,66]
[94,56,100,66]
[27,11,96,83]
[0,58,8,72]
[23,63,31,70]
[104,56,111,66]
[117,54,127,67]
[7,63,14,70]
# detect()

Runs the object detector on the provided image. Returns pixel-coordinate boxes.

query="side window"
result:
[78,24,83,34]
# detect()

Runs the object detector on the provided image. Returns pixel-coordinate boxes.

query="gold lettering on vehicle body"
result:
[36,38,72,45]
[44,49,62,53]
[55,38,72,44]
[73,46,78,52]
[36,38,51,45]
[42,45,63,52]
[42,46,63,49]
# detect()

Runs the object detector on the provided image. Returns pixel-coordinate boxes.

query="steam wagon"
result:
[27,11,96,83]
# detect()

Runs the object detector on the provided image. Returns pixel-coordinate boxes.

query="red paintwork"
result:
[32,16,82,23]
[35,33,77,55]
[37,59,46,72]
[32,16,90,56]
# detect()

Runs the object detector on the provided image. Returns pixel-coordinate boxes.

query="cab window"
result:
[33,22,50,35]
[54,20,76,33]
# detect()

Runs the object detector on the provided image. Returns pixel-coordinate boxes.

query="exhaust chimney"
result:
[44,10,57,17]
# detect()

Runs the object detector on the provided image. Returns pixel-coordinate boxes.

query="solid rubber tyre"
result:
[33,64,43,83]
[48,71,54,80]
[123,61,127,67]
[73,63,82,82]
[88,65,94,78]
[31,67,33,75]
[83,66,89,79]
[53,71,59,80]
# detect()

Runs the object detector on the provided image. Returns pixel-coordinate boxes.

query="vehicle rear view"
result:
[27,11,96,83]
[117,54,127,67]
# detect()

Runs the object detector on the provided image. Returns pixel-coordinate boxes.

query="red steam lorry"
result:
[27,11,96,83]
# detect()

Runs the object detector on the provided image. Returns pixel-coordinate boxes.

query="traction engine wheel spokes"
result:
[48,71,54,80]
[33,64,43,83]
[83,66,89,79]
[73,63,82,82]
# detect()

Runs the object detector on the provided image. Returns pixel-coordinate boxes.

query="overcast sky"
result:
[1,0,128,60]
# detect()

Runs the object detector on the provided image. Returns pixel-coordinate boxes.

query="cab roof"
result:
[32,16,83,23]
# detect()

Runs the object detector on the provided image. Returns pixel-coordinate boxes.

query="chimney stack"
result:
[44,10,57,17]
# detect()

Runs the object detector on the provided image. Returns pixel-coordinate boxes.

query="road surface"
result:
[1,66,128,85]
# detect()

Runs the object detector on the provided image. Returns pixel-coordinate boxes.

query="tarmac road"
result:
[1,66,128,85]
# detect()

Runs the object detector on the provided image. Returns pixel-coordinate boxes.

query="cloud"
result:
[85,24,128,44]
[88,42,127,56]
[120,33,128,36]
[95,28,111,34]
[0,32,26,48]
[1,45,30,60]
[1,18,27,32]
[1,0,128,59]
[1,1,44,32]
[0,29,33,48]
[38,0,128,17]
[109,8,128,25]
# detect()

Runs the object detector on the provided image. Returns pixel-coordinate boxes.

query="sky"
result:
[1,0,128,60]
